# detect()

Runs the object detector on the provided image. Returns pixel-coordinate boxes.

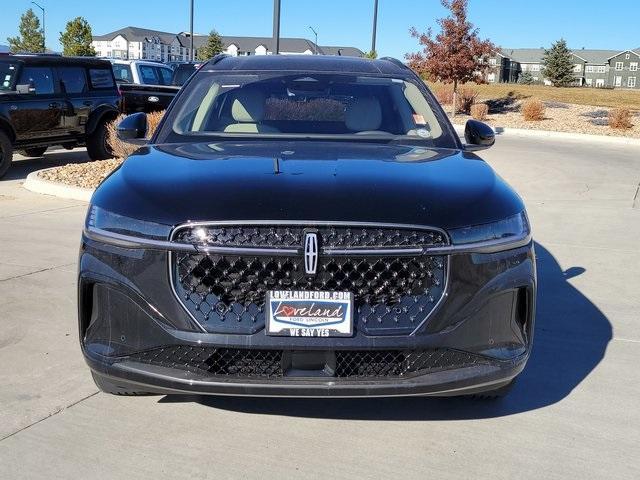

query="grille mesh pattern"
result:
[176,225,447,249]
[127,346,487,379]
[171,225,447,334]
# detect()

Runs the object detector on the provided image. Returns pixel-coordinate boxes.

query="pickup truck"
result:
[110,60,179,114]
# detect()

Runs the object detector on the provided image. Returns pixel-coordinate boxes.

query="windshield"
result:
[0,62,19,91]
[166,72,456,147]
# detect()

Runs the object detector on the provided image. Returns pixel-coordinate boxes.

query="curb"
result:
[452,123,640,146]
[23,168,94,202]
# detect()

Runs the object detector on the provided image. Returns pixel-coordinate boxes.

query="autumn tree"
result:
[542,39,575,87]
[197,30,224,61]
[7,9,44,53]
[406,0,495,114]
[364,50,378,59]
[60,17,96,56]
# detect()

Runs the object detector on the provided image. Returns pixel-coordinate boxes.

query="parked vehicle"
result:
[110,60,178,114]
[80,55,536,398]
[0,55,120,178]
[170,62,203,86]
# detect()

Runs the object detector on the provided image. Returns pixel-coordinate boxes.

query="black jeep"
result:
[0,55,120,178]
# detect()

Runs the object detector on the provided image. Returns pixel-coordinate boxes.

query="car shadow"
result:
[159,242,611,419]
[2,148,89,182]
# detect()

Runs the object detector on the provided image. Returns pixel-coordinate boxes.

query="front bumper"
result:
[79,237,536,397]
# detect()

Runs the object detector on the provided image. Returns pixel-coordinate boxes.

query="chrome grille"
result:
[171,224,448,335]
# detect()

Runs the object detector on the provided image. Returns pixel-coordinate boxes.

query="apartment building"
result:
[486,47,640,89]
[91,27,363,62]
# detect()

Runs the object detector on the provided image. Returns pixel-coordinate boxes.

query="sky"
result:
[1,0,639,58]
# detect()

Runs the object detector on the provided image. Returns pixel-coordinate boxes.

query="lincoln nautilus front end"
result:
[79,55,536,398]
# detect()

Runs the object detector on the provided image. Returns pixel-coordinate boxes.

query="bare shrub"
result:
[608,108,633,129]
[470,103,489,121]
[521,99,545,121]
[106,111,166,159]
[456,87,478,115]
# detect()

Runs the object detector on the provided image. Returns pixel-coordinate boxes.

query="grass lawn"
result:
[428,82,640,110]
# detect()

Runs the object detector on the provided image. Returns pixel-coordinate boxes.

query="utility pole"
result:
[371,0,378,55]
[273,0,281,54]
[31,2,45,52]
[190,0,195,60]
[308,26,318,54]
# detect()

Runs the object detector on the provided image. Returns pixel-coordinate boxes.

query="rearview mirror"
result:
[464,119,495,151]
[117,112,148,141]
[16,83,36,94]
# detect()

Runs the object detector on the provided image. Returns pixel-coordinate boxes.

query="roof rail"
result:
[206,53,230,66]
[379,56,409,70]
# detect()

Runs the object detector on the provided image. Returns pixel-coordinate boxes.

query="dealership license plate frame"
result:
[266,290,354,337]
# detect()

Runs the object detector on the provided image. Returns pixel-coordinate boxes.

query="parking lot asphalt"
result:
[0,137,638,479]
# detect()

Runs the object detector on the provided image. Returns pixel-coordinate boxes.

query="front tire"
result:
[0,130,13,179]
[86,120,113,160]
[18,147,47,158]
[91,372,154,396]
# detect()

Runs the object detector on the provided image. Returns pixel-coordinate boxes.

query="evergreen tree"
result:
[542,39,576,87]
[518,72,535,85]
[7,9,44,53]
[60,17,96,56]
[196,30,224,61]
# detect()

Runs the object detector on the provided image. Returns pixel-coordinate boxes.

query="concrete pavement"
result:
[0,138,638,479]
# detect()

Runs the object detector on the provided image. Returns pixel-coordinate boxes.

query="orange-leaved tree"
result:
[406,0,496,115]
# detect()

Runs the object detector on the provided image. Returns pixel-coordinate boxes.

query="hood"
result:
[92,141,524,231]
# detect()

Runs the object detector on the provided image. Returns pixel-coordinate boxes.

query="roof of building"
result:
[205,54,408,75]
[93,26,179,45]
[500,47,626,65]
[93,27,363,57]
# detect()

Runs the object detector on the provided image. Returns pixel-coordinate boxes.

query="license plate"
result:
[266,290,354,337]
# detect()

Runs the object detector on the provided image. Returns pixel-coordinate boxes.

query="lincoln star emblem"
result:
[304,232,319,275]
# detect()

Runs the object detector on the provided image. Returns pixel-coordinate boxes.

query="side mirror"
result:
[16,83,36,94]
[464,119,495,151]
[117,112,148,141]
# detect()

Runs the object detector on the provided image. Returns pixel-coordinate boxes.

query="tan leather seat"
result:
[223,89,280,133]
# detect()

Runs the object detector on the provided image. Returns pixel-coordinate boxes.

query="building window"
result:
[585,65,594,73]
[597,65,606,73]
[615,62,624,71]
[531,64,540,72]
[585,78,593,86]
[625,53,630,59]
[596,79,605,88]
[489,58,497,65]
[629,77,637,88]
[487,72,496,82]
[573,64,582,73]
[614,76,622,87]
[631,62,638,71]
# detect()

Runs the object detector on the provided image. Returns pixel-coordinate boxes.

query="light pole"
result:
[31,1,45,52]
[308,26,318,54]
[371,0,378,55]
[273,0,281,54]
[190,0,194,60]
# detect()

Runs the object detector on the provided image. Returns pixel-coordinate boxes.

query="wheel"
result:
[472,378,516,399]
[0,130,13,179]
[91,372,154,396]
[86,119,113,160]
[18,146,48,158]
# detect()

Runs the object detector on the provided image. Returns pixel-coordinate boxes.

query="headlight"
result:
[449,212,530,245]
[86,205,172,240]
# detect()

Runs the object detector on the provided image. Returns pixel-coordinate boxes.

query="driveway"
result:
[0,138,638,479]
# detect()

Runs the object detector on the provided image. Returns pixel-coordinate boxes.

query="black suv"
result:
[0,55,120,178]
